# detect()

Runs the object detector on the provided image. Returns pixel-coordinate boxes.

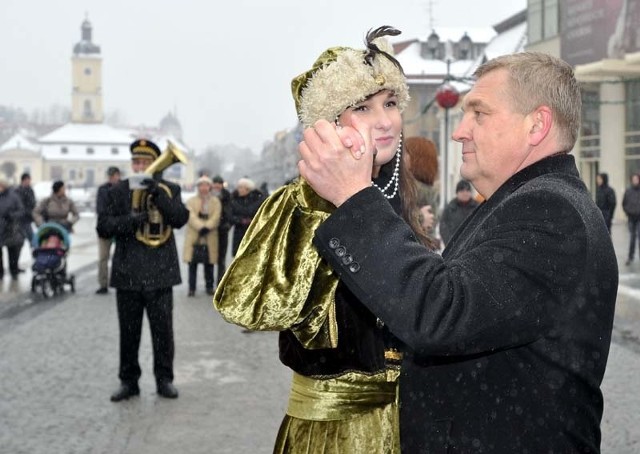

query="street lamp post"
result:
[435,59,460,207]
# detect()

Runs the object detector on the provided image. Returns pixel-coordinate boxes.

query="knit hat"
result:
[291,26,409,128]
[196,175,212,186]
[456,180,472,193]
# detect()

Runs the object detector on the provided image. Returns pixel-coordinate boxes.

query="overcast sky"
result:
[0,0,525,153]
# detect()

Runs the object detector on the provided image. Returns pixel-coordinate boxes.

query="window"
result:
[528,0,559,44]
[69,169,76,180]
[625,80,640,161]
[626,80,640,132]
[61,146,68,154]
[111,147,119,155]
[87,147,95,155]
[84,67,92,75]
[543,0,559,38]
[83,100,93,119]
[580,86,600,159]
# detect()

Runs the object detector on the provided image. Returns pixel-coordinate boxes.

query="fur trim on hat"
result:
[196,176,212,186]
[295,31,409,128]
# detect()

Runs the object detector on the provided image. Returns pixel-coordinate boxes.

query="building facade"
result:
[527,0,640,218]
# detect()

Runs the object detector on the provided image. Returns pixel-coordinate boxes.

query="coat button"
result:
[341,254,353,265]
[348,262,361,273]
[335,246,346,257]
[329,238,340,249]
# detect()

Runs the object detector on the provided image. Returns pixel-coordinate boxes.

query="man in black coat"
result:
[622,173,640,265]
[299,52,618,452]
[95,166,120,294]
[439,179,479,246]
[595,172,616,234]
[97,139,189,402]
[14,173,36,268]
[211,175,232,286]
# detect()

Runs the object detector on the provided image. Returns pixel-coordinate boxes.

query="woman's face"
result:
[338,90,402,173]
[237,185,250,197]
[198,182,210,196]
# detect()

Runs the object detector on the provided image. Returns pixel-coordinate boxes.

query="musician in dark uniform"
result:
[98,139,189,402]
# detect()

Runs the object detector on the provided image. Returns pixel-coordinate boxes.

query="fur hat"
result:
[291,26,409,128]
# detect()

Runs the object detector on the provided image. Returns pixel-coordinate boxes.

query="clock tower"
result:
[71,16,103,123]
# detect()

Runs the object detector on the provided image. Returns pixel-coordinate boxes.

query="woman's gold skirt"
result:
[273,370,400,454]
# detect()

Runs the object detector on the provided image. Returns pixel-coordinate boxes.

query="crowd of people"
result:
[0,30,631,453]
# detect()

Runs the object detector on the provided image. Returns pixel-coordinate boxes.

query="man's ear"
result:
[528,106,553,146]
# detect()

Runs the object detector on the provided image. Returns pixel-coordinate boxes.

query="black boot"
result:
[157,381,179,399]
[110,382,140,402]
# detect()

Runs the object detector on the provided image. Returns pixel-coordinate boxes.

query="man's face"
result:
[452,69,533,198]
[109,172,120,184]
[456,189,472,203]
[131,157,153,174]
[22,177,31,187]
[212,182,223,193]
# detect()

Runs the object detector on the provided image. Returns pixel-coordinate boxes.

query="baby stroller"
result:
[30,222,75,298]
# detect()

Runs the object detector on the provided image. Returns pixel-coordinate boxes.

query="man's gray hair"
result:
[474,52,581,151]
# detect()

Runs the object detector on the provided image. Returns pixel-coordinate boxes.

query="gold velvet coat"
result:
[214,178,339,349]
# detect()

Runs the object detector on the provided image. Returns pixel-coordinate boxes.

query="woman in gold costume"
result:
[214,26,434,453]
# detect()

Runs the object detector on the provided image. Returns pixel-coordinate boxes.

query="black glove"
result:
[199,227,210,236]
[130,212,149,228]
[141,178,160,197]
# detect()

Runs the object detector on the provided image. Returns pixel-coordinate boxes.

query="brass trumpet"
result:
[131,140,187,247]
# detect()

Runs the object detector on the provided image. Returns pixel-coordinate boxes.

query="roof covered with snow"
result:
[480,22,527,63]
[38,123,135,145]
[0,131,39,151]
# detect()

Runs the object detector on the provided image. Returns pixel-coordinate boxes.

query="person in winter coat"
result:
[95,166,121,294]
[229,177,264,256]
[97,139,189,402]
[622,173,640,265]
[439,179,479,246]
[404,136,439,240]
[32,180,79,233]
[596,172,616,233]
[183,175,221,297]
[215,26,435,453]
[0,178,25,280]
[211,175,232,287]
[14,172,36,250]
[299,51,618,453]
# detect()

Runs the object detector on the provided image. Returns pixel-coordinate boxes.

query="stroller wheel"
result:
[31,276,37,293]
[41,279,54,298]
[69,275,76,293]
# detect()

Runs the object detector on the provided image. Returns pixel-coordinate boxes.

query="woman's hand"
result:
[298,117,375,207]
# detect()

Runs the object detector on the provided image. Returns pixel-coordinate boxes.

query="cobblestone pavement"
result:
[0,216,638,453]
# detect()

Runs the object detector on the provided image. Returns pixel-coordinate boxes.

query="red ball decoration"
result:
[435,83,460,109]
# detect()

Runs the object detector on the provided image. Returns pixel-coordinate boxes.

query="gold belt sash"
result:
[286,370,399,421]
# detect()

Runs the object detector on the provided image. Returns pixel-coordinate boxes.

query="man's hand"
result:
[130,212,149,228]
[298,117,374,207]
[420,205,435,232]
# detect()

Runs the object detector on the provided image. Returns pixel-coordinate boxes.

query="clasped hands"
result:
[298,116,376,207]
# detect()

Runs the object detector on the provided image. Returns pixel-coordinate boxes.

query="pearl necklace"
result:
[372,137,401,199]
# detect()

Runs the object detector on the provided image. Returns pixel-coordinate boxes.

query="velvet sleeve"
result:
[213,179,340,349]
